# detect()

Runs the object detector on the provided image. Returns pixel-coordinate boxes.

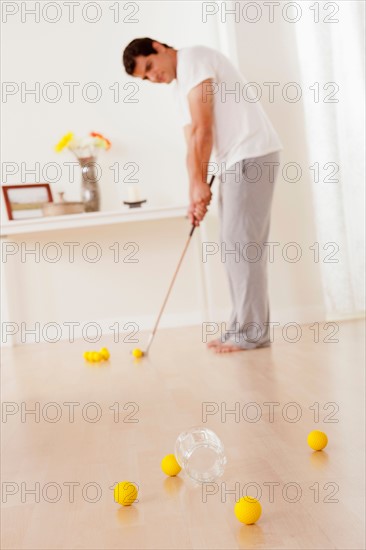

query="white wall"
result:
[1,1,333,345]
[231,5,326,323]
[1,1,218,208]
[190,3,326,325]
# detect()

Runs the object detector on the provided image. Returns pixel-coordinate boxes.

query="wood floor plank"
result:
[1,320,365,549]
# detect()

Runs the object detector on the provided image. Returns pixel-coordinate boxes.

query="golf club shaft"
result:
[144,175,215,355]
[144,234,191,355]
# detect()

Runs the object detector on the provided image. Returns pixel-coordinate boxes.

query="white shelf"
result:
[0,204,188,237]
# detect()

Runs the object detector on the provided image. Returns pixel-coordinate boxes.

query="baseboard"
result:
[0,311,205,346]
[1,307,364,346]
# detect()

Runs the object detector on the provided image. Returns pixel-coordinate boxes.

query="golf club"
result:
[143,175,215,356]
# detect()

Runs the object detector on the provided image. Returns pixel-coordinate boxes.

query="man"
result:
[123,38,282,353]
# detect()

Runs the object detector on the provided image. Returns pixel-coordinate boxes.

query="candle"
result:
[127,185,141,202]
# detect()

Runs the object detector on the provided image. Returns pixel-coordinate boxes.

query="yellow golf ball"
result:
[114,481,138,506]
[307,430,328,451]
[132,348,143,358]
[99,347,110,360]
[234,496,262,525]
[91,351,102,362]
[161,454,181,477]
[83,351,89,360]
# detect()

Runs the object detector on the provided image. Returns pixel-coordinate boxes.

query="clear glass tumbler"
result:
[174,427,227,483]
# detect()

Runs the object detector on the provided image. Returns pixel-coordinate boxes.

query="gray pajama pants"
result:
[218,150,280,349]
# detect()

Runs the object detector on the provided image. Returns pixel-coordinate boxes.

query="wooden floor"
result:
[1,319,365,550]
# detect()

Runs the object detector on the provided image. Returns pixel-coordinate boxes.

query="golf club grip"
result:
[189,175,216,237]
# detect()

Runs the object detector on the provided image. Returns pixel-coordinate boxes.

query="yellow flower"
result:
[55,132,74,152]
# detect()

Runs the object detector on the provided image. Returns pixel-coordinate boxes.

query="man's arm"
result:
[184,79,214,225]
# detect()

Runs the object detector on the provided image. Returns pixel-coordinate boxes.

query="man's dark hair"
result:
[123,37,172,75]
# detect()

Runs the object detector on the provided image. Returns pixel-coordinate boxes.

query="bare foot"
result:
[213,342,246,353]
[207,338,224,348]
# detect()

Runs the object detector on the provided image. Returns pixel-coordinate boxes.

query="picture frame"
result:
[2,184,53,221]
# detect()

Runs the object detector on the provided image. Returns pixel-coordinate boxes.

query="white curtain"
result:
[294,1,365,319]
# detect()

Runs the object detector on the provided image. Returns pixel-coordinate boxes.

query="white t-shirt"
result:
[173,45,283,172]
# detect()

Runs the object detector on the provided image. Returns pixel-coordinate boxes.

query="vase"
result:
[174,427,226,483]
[79,156,100,212]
